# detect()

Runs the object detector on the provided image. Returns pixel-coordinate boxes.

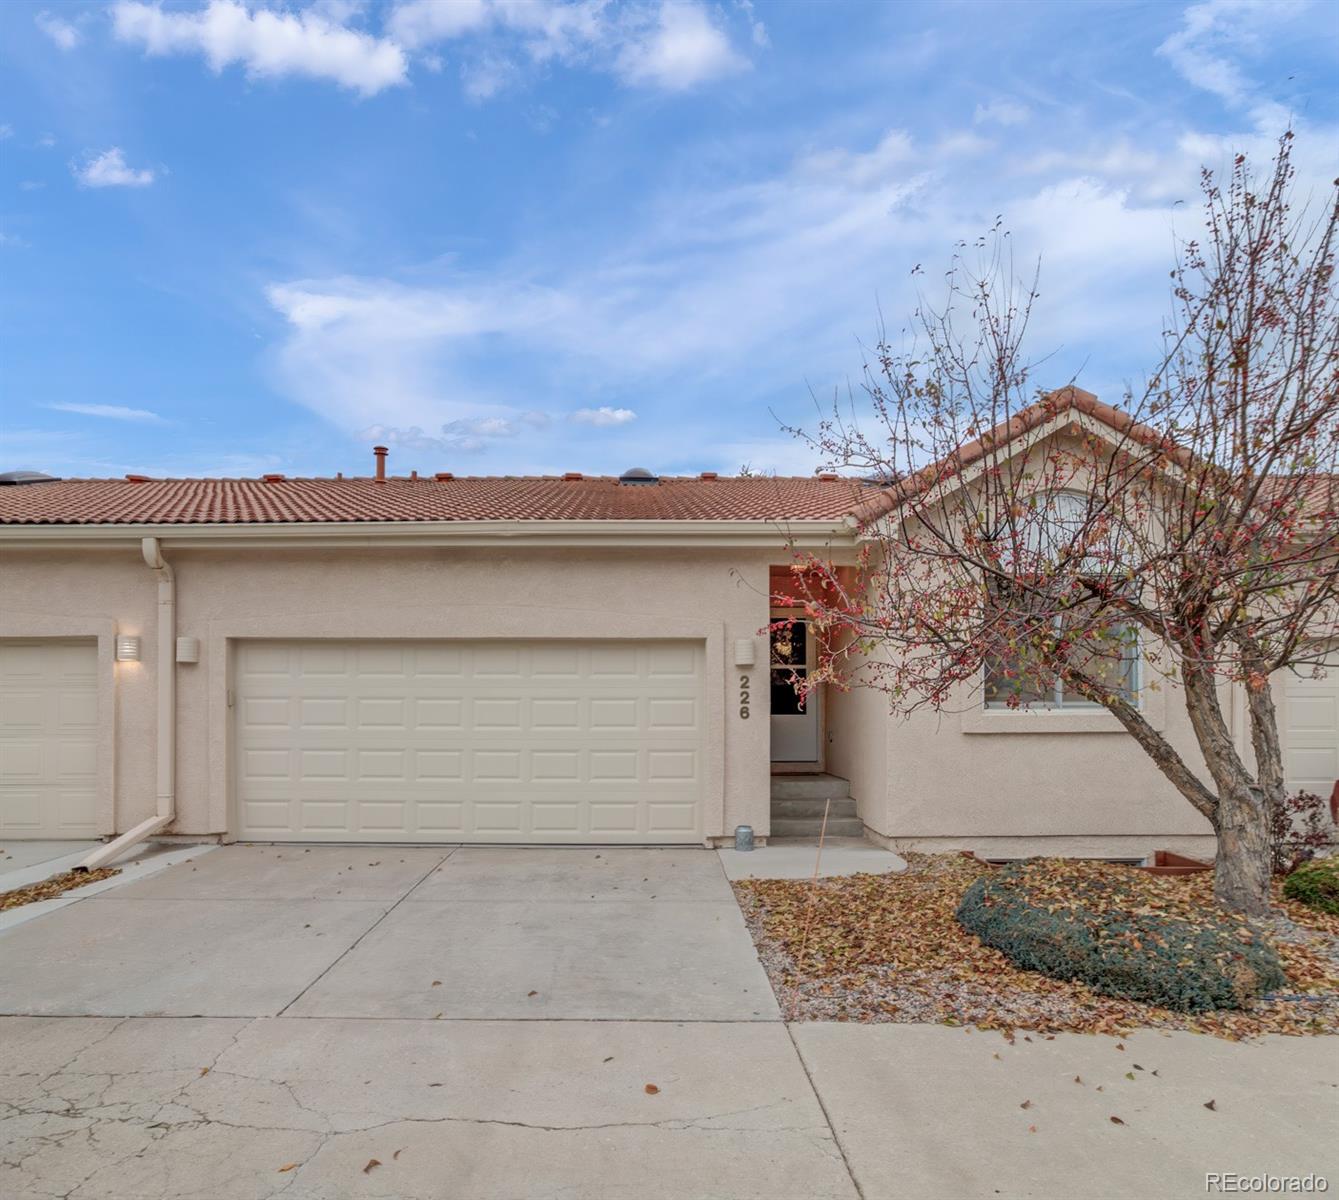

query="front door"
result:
[770,619,820,763]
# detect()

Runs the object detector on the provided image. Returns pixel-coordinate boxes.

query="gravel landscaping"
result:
[0,867,119,911]
[733,853,1339,1040]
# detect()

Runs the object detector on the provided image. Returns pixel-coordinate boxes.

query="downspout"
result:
[78,537,176,870]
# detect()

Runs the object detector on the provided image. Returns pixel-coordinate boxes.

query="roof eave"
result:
[0,517,860,551]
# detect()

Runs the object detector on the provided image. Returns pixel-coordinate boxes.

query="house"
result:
[1,401,1334,863]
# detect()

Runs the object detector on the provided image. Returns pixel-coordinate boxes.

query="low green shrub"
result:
[1283,857,1339,916]
[956,860,1286,1013]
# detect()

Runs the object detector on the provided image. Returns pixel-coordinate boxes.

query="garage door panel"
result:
[0,639,99,838]
[1280,652,1339,798]
[235,640,706,843]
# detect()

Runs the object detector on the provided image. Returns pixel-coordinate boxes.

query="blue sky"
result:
[1,0,1336,480]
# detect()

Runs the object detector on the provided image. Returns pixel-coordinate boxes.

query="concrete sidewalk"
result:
[791,1023,1339,1199]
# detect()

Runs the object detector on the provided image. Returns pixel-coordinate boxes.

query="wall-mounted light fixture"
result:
[115,634,141,662]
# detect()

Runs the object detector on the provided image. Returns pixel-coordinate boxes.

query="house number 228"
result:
[739,674,751,719]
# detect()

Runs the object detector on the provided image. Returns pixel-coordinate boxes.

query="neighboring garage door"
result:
[235,640,705,843]
[0,639,99,838]
[1281,647,1339,798]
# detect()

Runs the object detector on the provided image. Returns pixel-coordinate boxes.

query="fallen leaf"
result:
[393,1149,404,1160]
[1019,1100,1032,1109]
[1116,1043,1126,1051]
[277,1164,298,1173]
[603,1056,614,1063]
[1028,1124,1037,1133]
[1133,1064,1144,1071]
[1204,1099,1217,1111]
[1125,1072,1136,1081]
[527,990,538,997]
[199,1067,210,1076]
[363,1159,381,1174]
[644,1084,660,1095]
[1110,1116,1125,1125]
[431,980,442,987]
[1073,1076,1082,1084]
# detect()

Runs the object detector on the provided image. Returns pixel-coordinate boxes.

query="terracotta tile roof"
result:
[0,474,875,526]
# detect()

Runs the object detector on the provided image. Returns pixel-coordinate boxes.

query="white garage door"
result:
[0,639,99,838]
[1281,650,1338,798]
[235,640,706,843]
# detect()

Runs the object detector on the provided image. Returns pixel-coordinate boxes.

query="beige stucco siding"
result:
[1,546,773,841]
[876,700,1216,852]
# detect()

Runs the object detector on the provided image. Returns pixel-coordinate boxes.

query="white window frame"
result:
[983,614,1141,712]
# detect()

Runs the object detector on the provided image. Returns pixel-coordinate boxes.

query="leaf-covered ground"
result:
[734,854,1339,1040]
[0,867,120,911]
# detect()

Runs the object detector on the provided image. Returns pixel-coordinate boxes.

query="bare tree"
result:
[787,134,1338,915]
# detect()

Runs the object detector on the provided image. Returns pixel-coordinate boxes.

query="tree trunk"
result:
[1212,780,1272,915]
[1180,658,1273,915]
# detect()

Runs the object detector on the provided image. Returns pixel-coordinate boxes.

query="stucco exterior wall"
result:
[0,540,1243,857]
[1,545,774,842]
[874,689,1217,855]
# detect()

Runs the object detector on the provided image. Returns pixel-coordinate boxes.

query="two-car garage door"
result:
[235,640,705,843]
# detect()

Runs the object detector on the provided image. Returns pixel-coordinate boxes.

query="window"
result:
[982,489,1138,711]
[984,615,1139,710]
[770,621,808,715]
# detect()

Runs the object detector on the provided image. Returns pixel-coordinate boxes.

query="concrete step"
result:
[770,816,866,839]
[770,796,859,821]
[769,773,851,801]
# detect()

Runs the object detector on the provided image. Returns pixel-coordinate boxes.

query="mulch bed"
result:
[0,868,120,911]
[733,853,1339,1040]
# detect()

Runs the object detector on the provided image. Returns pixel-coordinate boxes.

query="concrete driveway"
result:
[1,845,1336,1199]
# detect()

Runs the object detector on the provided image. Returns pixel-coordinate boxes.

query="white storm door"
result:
[770,620,819,762]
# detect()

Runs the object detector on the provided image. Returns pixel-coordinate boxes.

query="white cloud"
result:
[387,0,603,56]
[388,0,747,94]
[570,406,637,427]
[385,0,491,48]
[360,416,523,455]
[973,98,1029,126]
[0,124,12,140]
[1157,0,1306,131]
[615,2,746,90]
[47,402,163,421]
[36,12,82,50]
[73,148,156,188]
[112,0,408,96]
[461,53,519,101]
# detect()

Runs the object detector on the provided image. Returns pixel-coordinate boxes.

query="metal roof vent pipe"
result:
[618,467,659,485]
[373,445,388,482]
